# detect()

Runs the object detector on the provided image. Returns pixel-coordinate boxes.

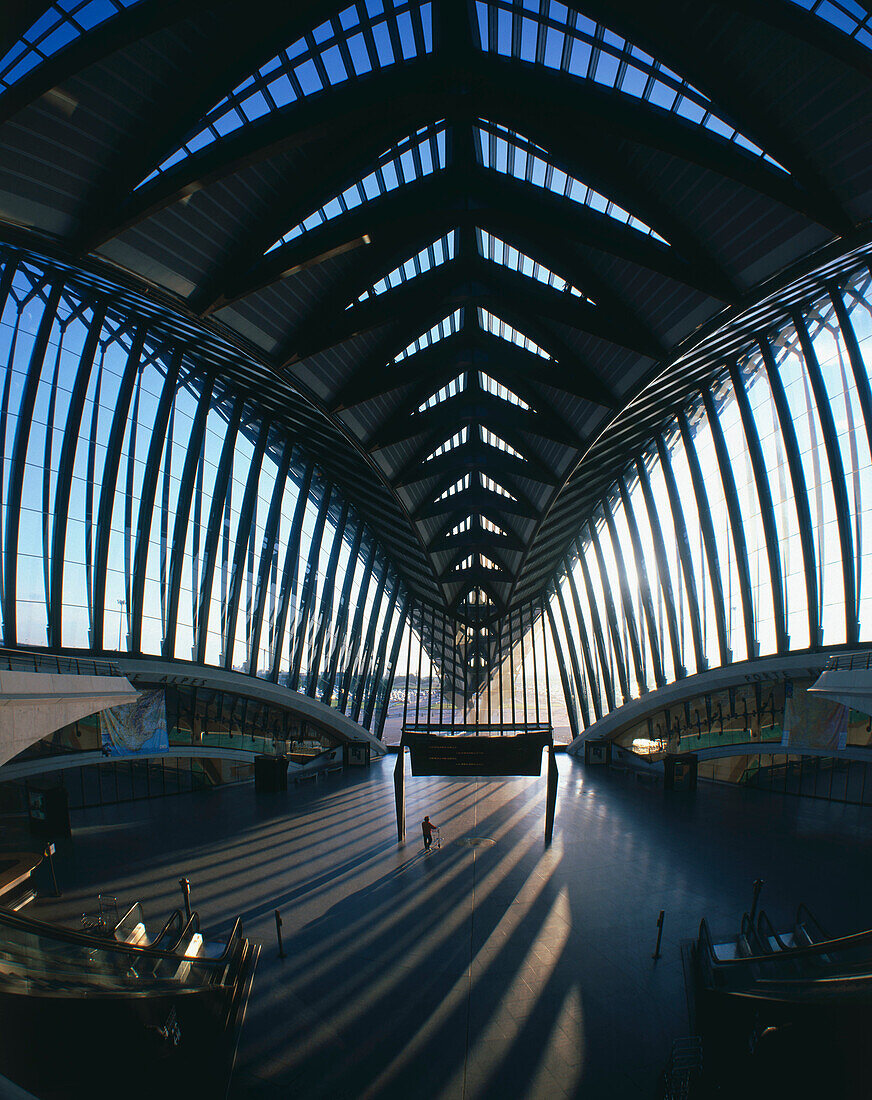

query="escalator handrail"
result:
[152,909,184,950]
[740,912,769,957]
[756,909,793,952]
[796,902,830,943]
[0,905,243,968]
[698,923,872,968]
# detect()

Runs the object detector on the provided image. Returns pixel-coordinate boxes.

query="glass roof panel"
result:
[477,228,593,302]
[480,553,502,571]
[480,472,517,500]
[419,372,466,411]
[481,426,525,459]
[481,515,509,536]
[787,0,872,49]
[352,230,456,306]
[136,0,434,189]
[394,306,462,362]
[474,0,786,171]
[436,473,471,500]
[426,427,468,461]
[478,372,531,409]
[448,516,473,535]
[0,0,144,96]
[454,553,475,571]
[268,122,447,253]
[476,120,669,243]
[478,307,552,360]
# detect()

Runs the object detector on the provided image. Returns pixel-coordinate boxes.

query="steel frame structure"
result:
[0,254,404,732]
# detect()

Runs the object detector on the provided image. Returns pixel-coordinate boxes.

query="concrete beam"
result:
[114,657,387,754]
[0,670,138,767]
[567,652,830,756]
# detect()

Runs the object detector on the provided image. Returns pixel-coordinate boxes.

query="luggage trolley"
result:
[434,827,442,850]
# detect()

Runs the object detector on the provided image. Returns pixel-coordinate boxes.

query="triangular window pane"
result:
[267,122,447,253]
[480,472,517,500]
[455,553,475,572]
[352,231,456,307]
[436,474,470,501]
[419,372,466,411]
[479,372,530,409]
[480,554,501,571]
[481,516,508,536]
[476,120,669,244]
[395,307,462,362]
[426,427,468,461]
[478,307,551,360]
[473,1,785,171]
[481,426,525,460]
[477,228,593,302]
[448,516,473,536]
[135,0,435,188]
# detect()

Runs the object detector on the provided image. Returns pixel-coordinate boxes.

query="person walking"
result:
[421,815,438,852]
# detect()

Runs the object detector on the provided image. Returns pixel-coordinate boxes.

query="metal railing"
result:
[823,650,872,672]
[0,648,122,677]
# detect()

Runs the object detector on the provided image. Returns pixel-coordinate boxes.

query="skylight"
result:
[787,0,872,50]
[480,554,502,571]
[474,1,785,170]
[436,474,471,500]
[455,554,475,572]
[426,427,468,461]
[448,516,473,536]
[478,307,552,360]
[477,228,593,301]
[395,308,462,362]
[135,0,434,189]
[480,472,517,500]
[267,122,447,253]
[479,372,530,409]
[0,0,143,96]
[476,120,669,244]
[481,426,525,459]
[481,516,509,536]
[466,587,494,606]
[418,373,466,411]
[352,230,455,306]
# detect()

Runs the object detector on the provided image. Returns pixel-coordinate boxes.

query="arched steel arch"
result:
[545,262,872,733]
[0,254,407,732]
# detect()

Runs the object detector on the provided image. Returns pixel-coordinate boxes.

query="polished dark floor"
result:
[30,757,872,1099]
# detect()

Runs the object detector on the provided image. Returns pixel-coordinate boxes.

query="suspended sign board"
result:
[403,731,550,777]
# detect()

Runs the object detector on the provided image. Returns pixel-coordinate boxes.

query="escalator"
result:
[693,904,872,1098]
[698,905,872,1003]
[0,901,259,1098]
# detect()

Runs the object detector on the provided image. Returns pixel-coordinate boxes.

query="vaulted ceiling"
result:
[1,0,871,623]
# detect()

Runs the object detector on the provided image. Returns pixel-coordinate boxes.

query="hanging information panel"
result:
[403,731,550,777]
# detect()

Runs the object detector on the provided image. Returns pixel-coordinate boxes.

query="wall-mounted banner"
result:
[781,681,847,751]
[100,690,169,757]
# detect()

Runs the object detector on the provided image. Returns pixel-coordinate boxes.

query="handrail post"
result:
[652,910,665,960]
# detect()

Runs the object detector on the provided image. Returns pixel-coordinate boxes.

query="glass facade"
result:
[546,266,872,734]
[0,252,407,733]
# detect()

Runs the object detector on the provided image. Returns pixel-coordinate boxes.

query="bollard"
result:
[179,876,191,922]
[750,878,764,922]
[44,842,59,897]
[275,909,286,959]
[652,909,665,961]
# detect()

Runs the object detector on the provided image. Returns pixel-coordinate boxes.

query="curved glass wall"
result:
[0,253,406,733]
[547,265,872,733]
